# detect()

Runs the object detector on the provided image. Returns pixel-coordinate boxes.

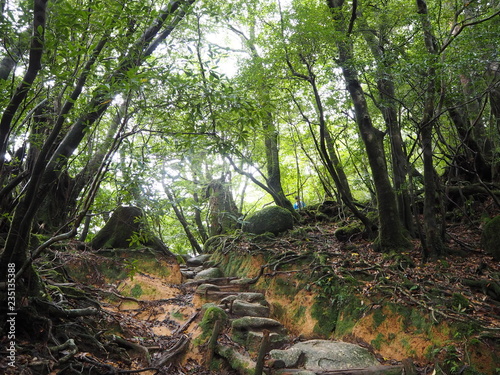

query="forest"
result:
[0,0,500,374]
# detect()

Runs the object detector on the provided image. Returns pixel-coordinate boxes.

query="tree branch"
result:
[0,0,48,167]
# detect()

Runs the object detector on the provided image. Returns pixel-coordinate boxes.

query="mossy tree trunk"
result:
[326,0,411,251]
[89,206,173,256]
[360,16,414,236]
[206,178,242,237]
[416,0,445,258]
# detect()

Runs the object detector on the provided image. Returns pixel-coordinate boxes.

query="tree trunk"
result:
[378,77,414,236]
[0,0,47,168]
[416,0,445,258]
[263,111,297,213]
[326,0,410,251]
[0,0,195,295]
[446,105,492,182]
[0,0,48,297]
[89,205,174,255]
[205,178,241,237]
[0,31,28,80]
[164,186,203,255]
[287,58,368,228]
[230,24,297,217]
[193,191,209,244]
[360,16,414,236]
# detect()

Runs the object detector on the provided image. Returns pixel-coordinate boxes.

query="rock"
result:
[334,221,363,241]
[232,299,270,318]
[180,270,196,279]
[194,267,223,280]
[271,347,302,368]
[231,317,286,349]
[186,254,212,267]
[220,292,267,305]
[246,331,288,353]
[242,206,294,235]
[216,345,256,375]
[230,277,255,285]
[481,215,500,260]
[232,300,270,317]
[199,304,229,341]
[232,316,283,330]
[195,284,220,294]
[266,358,286,369]
[192,265,205,273]
[269,340,380,371]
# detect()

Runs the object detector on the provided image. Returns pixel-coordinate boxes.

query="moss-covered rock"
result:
[334,221,363,241]
[269,340,380,370]
[194,267,223,280]
[480,215,500,260]
[199,304,228,340]
[216,345,256,375]
[242,206,294,235]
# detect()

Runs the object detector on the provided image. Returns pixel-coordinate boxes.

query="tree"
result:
[414,0,445,258]
[0,0,197,301]
[226,1,297,215]
[325,0,411,251]
[276,4,373,231]
[358,8,414,235]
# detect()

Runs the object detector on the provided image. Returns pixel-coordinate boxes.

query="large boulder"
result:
[242,206,293,235]
[269,340,379,371]
[481,215,500,260]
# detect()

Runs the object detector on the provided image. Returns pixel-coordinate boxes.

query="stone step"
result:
[231,316,288,349]
[232,316,285,331]
[267,340,405,375]
[180,270,196,279]
[194,267,223,280]
[245,330,289,353]
[216,344,256,374]
[231,299,270,318]
[185,254,212,267]
[220,292,267,305]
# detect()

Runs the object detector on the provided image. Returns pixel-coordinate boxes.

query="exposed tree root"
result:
[153,334,190,368]
[49,338,78,364]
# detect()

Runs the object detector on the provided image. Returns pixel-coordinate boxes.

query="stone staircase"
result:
[180,254,410,375]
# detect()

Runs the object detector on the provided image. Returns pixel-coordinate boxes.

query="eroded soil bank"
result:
[1,220,499,374]
[205,225,500,374]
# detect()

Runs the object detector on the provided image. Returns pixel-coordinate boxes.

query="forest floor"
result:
[1,201,500,374]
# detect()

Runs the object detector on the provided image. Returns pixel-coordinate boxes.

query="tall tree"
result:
[326,0,410,251]
[358,9,414,235]
[414,0,446,258]
[228,11,296,214]
[0,0,197,299]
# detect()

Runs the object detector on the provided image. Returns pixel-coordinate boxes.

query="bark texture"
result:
[326,0,410,251]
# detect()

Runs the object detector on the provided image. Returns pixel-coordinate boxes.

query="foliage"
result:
[1,0,500,320]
